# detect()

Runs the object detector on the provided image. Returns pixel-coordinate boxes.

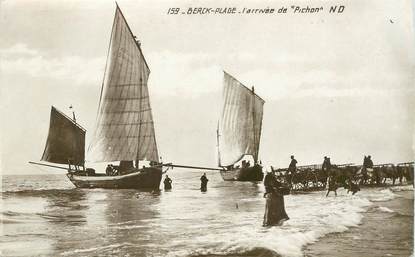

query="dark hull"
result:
[220,165,264,181]
[67,167,162,190]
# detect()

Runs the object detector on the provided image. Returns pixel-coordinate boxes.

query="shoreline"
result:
[304,189,414,257]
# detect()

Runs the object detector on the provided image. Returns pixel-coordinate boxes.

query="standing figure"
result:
[105,164,113,176]
[366,155,373,168]
[288,155,297,174]
[322,156,332,175]
[164,175,172,190]
[200,173,209,192]
[263,171,290,226]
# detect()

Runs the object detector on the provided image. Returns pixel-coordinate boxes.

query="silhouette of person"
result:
[200,173,209,192]
[322,156,332,176]
[288,155,297,174]
[263,171,289,226]
[106,164,112,176]
[366,155,373,168]
[164,175,172,190]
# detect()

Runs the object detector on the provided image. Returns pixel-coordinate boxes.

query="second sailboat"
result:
[217,71,265,181]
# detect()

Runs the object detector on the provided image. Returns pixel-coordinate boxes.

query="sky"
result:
[0,0,414,174]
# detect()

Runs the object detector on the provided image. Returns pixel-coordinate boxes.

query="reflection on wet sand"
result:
[46,189,162,256]
[1,189,87,256]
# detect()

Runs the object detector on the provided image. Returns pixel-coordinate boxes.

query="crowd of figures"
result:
[272,156,414,193]
[158,156,413,227]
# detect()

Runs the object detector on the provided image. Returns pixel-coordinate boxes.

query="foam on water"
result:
[60,243,134,256]
[389,185,414,192]
[159,187,399,257]
[1,173,410,257]
[377,206,394,213]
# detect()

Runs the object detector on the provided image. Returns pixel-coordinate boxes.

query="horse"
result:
[330,165,359,188]
[315,168,329,188]
[325,175,338,197]
[397,164,414,184]
[374,165,399,185]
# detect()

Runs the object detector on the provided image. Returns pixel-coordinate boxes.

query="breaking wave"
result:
[159,187,398,257]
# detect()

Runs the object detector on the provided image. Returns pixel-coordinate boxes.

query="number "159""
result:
[167,8,180,14]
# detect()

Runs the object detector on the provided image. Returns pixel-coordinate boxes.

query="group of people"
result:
[163,173,209,192]
[241,160,252,168]
[105,164,118,176]
[285,154,367,196]
[159,155,375,228]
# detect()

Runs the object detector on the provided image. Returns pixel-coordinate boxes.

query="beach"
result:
[1,173,413,257]
[305,188,413,257]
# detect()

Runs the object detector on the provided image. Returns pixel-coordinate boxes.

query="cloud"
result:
[147,51,223,97]
[2,44,413,102]
[0,43,38,56]
[0,43,105,85]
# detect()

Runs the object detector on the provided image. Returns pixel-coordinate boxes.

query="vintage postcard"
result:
[1,0,414,256]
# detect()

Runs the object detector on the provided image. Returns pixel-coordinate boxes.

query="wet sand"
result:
[304,190,414,257]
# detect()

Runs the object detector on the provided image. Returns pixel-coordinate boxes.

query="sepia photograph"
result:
[1,0,414,256]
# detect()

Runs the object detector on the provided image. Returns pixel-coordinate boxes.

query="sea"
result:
[1,170,413,257]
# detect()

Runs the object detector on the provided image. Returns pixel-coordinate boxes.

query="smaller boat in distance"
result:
[217,71,265,181]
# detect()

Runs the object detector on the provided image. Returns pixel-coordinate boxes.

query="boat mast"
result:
[135,76,143,168]
[72,106,77,171]
[216,122,221,167]
[251,86,258,164]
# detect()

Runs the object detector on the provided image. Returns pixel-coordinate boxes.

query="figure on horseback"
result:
[361,155,374,185]
[322,156,331,177]
[286,155,298,187]
[288,155,297,175]
[324,157,338,197]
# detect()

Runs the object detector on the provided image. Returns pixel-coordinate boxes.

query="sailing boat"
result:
[31,5,163,189]
[217,71,265,181]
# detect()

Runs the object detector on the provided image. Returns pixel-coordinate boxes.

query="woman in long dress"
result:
[263,171,289,226]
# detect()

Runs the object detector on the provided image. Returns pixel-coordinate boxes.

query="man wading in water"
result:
[163,175,172,190]
[263,171,289,226]
[200,173,208,192]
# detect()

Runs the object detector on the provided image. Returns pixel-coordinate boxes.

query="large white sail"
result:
[88,5,158,163]
[218,71,264,167]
